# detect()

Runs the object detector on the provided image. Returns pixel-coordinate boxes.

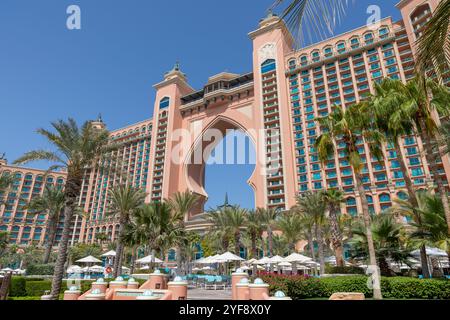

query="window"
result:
[261,59,276,74]
[159,97,170,109]
[379,194,391,202]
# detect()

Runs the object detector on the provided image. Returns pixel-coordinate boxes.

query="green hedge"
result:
[324,265,365,275]
[26,264,55,276]
[261,275,450,300]
[9,277,27,297]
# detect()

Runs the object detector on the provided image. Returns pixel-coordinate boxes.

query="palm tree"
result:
[296,191,327,274]
[27,186,65,264]
[350,213,410,276]
[107,185,146,277]
[322,189,345,267]
[0,174,14,206]
[391,190,450,273]
[416,0,450,79]
[225,207,247,255]
[245,210,265,259]
[386,76,450,234]
[205,208,232,252]
[277,212,302,253]
[315,104,384,299]
[272,0,351,46]
[258,208,280,257]
[13,119,111,299]
[296,210,316,261]
[0,232,9,257]
[167,191,199,274]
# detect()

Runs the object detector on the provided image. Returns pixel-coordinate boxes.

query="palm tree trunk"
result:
[49,204,74,299]
[420,123,450,234]
[328,205,344,267]
[130,247,136,275]
[251,234,257,258]
[234,232,240,256]
[307,231,316,261]
[113,220,126,278]
[316,226,325,274]
[267,226,273,257]
[354,172,383,299]
[43,218,57,264]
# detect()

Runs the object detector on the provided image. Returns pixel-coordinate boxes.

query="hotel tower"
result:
[1,0,449,246]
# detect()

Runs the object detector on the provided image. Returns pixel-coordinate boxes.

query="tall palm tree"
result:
[387,76,450,234]
[167,191,199,274]
[258,207,280,257]
[205,208,231,252]
[27,186,65,264]
[0,232,9,257]
[296,191,327,274]
[227,207,248,255]
[277,212,303,253]
[315,104,384,299]
[13,118,111,299]
[416,0,450,79]
[107,185,146,278]
[322,189,345,267]
[245,210,265,259]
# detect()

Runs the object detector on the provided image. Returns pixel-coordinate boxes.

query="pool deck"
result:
[187,288,232,300]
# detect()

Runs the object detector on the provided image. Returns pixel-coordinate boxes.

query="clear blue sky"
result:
[0,0,401,209]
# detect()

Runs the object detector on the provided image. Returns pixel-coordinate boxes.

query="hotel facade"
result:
[1,0,449,246]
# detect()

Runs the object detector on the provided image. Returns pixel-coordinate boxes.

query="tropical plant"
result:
[13,118,112,299]
[0,231,9,257]
[245,210,265,259]
[107,184,146,277]
[315,103,384,299]
[296,191,327,274]
[226,206,247,255]
[273,0,351,46]
[167,191,199,274]
[390,191,450,270]
[0,174,14,206]
[416,0,450,79]
[27,186,65,264]
[322,189,345,267]
[350,213,410,276]
[258,207,280,257]
[383,76,450,234]
[205,208,232,252]
[277,211,303,253]
[68,243,102,264]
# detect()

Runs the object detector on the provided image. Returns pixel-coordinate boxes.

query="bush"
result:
[9,277,27,297]
[25,281,52,297]
[26,264,55,276]
[261,275,450,300]
[325,265,365,275]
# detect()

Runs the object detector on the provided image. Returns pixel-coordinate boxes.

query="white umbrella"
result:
[284,253,312,263]
[411,247,448,257]
[135,255,163,264]
[278,261,292,267]
[121,266,130,271]
[139,265,150,270]
[1,268,13,272]
[13,268,25,274]
[192,267,201,271]
[89,265,105,273]
[268,255,285,264]
[199,254,221,264]
[256,265,265,270]
[101,250,116,257]
[76,255,102,264]
[67,265,82,273]
[240,266,251,271]
[254,257,271,264]
[202,266,213,271]
[194,257,206,264]
[217,252,245,262]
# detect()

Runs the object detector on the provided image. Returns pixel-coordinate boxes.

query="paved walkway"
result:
[188,288,232,300]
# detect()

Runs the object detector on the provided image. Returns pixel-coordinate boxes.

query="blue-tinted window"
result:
[261,59,276,74]
[159,97,170,109]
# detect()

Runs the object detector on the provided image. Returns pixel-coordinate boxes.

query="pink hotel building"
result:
[1,0,449,246]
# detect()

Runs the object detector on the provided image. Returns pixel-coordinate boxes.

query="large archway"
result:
[184,116,258,215]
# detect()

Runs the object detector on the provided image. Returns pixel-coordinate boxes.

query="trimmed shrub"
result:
[262,275,450,300]
[25,281,52,297]
[9,277,27,297]
[325,265,365,275]
[26,264,55,276]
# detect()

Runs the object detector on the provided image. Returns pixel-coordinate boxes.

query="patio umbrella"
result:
[139,265,150,270]
[254,257,271,264]
[268,255,285,264]
[278,261,292,267]
[76,255,102,264]
[66,265,82,273]
[101,250,116,257]
[285,253,312,275]
[246,258,257,265]
[135,255,163,264]
[217,252,245,262]
[411,247,448,257]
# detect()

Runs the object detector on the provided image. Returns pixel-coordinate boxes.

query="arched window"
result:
[346,197,356,206]
[378,26,389,38]
[366,195,373,204]
[336,41,346,53]
[397,191,408,200]
[261,59,276,74]
[159,97,170,109]
[379,193,391,202]
[323,46,333,57]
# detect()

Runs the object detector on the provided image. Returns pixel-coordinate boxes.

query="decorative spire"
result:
[164,61,187,81]
[224,193,229,206]
[97,113,103,123]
